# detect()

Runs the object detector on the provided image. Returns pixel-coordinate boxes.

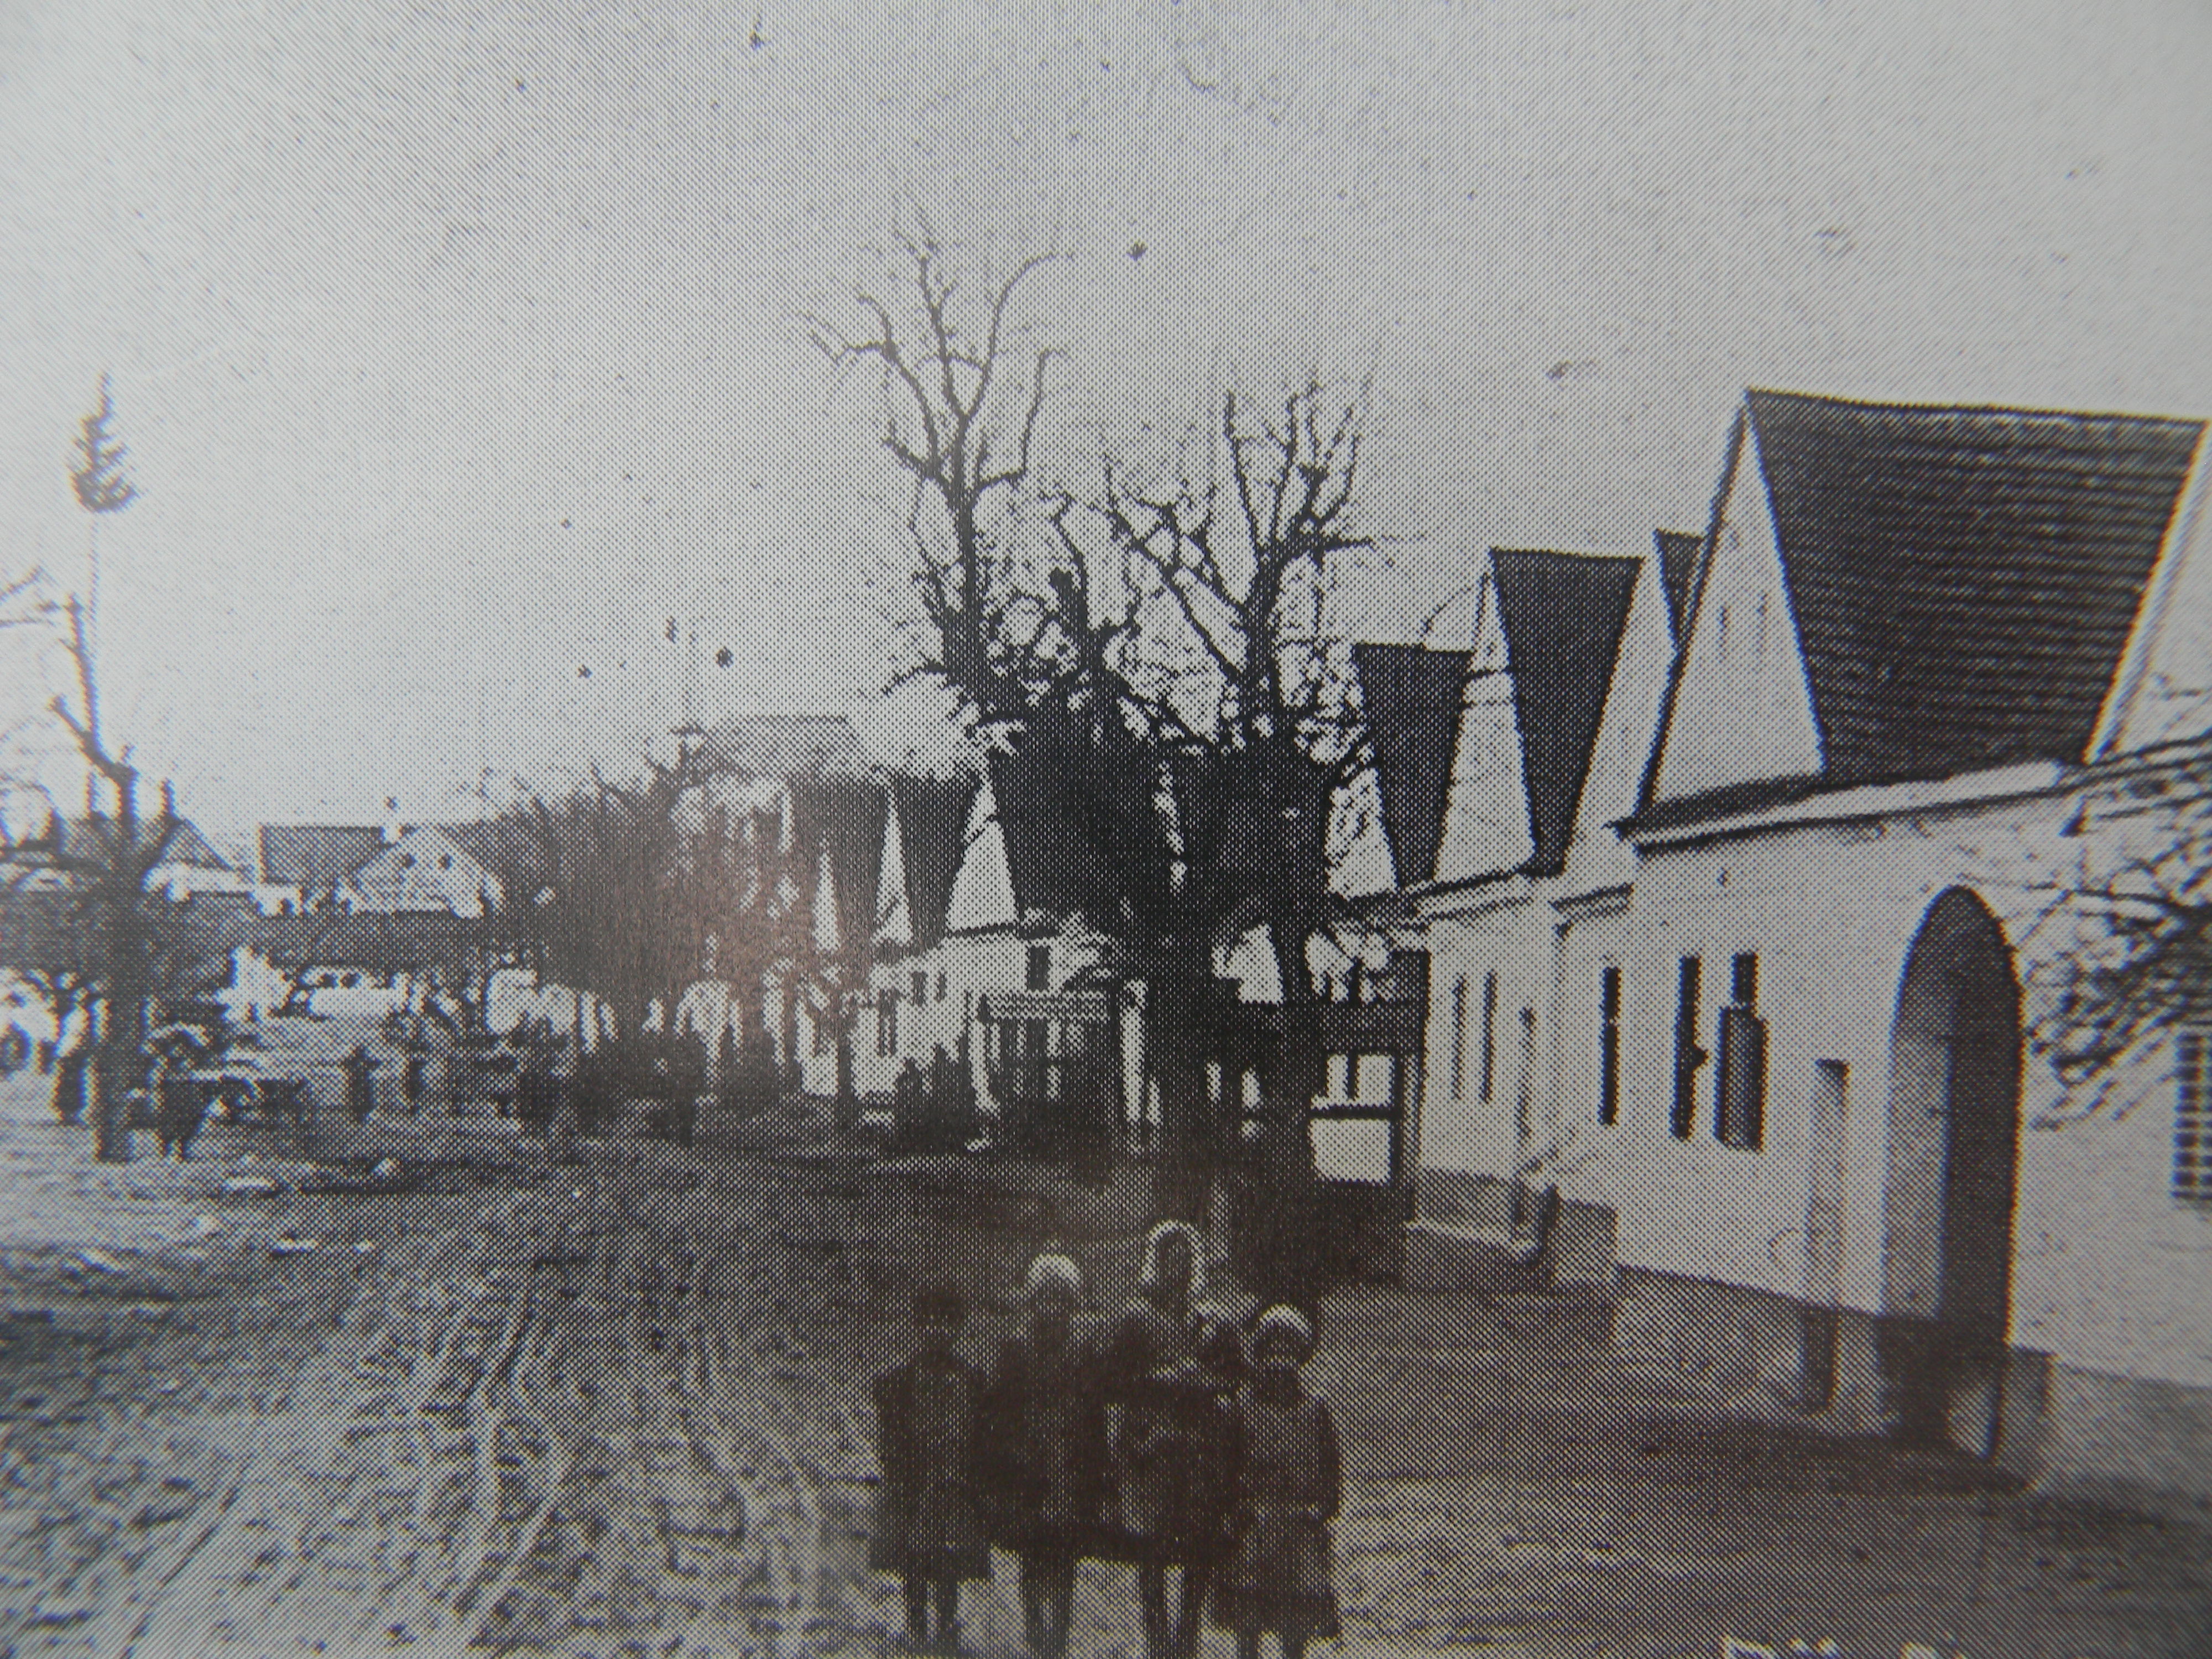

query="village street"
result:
[0,1076,2204,1659]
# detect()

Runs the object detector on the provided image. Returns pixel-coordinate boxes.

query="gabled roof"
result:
[260,825,383,889]
[1490,550,1642,875]
[15,816,236,872]
[1352,644,1470,888]
[697,713,872,781]
[442,821,551,891]
[1741,389,2203,787]
[985,745,1128,928]
[1653,530,1704,643]
[892,774,980,950]
[786,776,889,951]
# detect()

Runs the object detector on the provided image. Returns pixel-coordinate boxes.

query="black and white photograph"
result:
[1,3,2209,1655]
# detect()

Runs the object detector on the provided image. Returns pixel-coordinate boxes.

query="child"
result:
[986,1253,1106,1659]
[1218,1305,1340,1659]
[873,1285,990,1653]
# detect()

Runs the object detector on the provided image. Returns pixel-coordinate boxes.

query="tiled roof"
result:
[17,816,236,872]
[987,744,1132,928]
[1352,644,1470,888]
[786,776,890,949]
[1745,389,2204,786]
[1653,530,1703,643]
[892,774,980,950]
[260,825,383,889]
[696,713,872,781]
[1490,550,1642,875]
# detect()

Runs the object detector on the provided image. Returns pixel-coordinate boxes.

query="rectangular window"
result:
[1026,943,1051,991]
[1598,966,1622,1125]
[1671,956,1703,1139]
[913,971,929,1006]
[875,989,900,1057]
[2178,1031,2212,1206]
[1480,972,1499,1104]
[1449,977,1468,1099]
[1716,1006,1767,1149]
[936,972,948,1003]
[812,1009,828,1056]
[1715,952,1765,1149]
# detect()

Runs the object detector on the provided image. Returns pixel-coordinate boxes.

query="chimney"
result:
[383,796,404,845]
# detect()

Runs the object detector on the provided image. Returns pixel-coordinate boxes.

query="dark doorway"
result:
[1879,889,2023,1454]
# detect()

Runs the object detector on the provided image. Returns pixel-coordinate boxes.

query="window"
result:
[936,972,948,1003]
[1671,956,1703,1139]
[812,1009,828,1056]
[1715,952,1765,1149]
[1598,966,1621,1125]
[1480,972,1498,1103]
[913,971,929,1005]
[1026,943,1051,991]
[1449,977,1468,1099]
[2178,1031,2212,1206]
[400,853,415,869]
[440,854,453,871]
[875,989,900,1057]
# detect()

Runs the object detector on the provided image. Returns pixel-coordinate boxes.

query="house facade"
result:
[1399,389,2212,1506]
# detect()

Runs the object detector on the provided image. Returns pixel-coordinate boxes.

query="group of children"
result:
[872,1222,1341,1659]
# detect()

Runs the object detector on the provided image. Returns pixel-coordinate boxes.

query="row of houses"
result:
[1339,388,2212,1506]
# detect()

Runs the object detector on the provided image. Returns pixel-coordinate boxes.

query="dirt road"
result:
[0,1093,889,1659]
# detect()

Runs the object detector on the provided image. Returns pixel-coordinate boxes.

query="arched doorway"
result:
[1879,888,2023,1454]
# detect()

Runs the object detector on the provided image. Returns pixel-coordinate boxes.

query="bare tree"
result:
[812,231,1062,720]
[7,599,184,1160]
[2023,743,2212,1117]
[822,235,1381,1223]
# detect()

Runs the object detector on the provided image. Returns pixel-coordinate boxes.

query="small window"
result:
[1715,952,1765,1149]
[812,1009,828,1056]
[936,972,948,1003]
[440,854,453,871]
[1480,972,1499,1104]
[2177,1031,2212,1206]
[1449,977,1468,1100]
[1671,956,1703,1139]
[913,971,929,1005]
[400,853,415,869]
[1026,943,1051,992]
[1598,966,1621,1125]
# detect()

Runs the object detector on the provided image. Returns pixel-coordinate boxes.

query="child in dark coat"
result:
[1217,1305,1340,1659]
[873,1285,991,1652]
[986,1253,1107,1659]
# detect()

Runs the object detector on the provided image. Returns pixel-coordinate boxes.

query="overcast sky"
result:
[3,0,2208,848]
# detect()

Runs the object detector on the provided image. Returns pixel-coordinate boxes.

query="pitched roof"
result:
[985,745,1129,928]
[1352,643,1470,888]
[1743,389,2204,787]
[1490,550,1642,875]
[17,816,236,872]
[260,825,383,889]
[786,776,889,950]
[696,713,872,781]
[1653,530,1704,642]
[891,774,980,950]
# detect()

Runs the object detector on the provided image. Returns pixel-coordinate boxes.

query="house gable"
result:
[874,795,914,950]
[944,775,1018,935]
[2092,436,2212,758]
[1567,552,1680,869]
[1648,419,1825,806]
[1490,550,1641,875]
[344,827,499,916]
[1433,568,1535,885]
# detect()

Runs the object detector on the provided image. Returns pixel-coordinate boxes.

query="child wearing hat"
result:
[1218,1304,1340,1659]
[873,1284,991,1652]
[985,1253,1107,1659]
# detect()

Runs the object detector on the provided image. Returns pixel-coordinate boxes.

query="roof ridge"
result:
[1746,385,2206,430]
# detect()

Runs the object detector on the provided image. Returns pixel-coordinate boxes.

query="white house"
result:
[1402,387,2212,1508]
